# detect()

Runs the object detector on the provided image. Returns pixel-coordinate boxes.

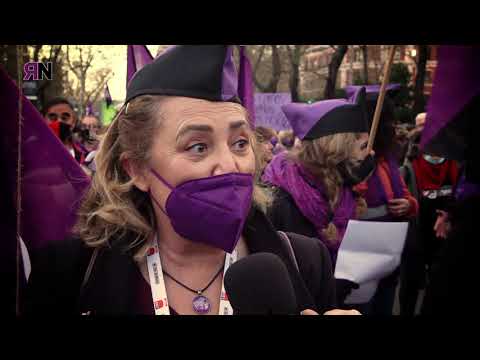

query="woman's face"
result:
[260,138,274,163]
[350,132,370,163]
[132,97,256,206]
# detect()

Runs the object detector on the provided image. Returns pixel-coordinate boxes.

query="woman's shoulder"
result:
[36,236,93,265]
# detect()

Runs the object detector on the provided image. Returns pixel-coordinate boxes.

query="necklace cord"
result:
[162,265,224,294]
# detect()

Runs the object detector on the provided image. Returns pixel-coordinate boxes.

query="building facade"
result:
[300,45,438,100]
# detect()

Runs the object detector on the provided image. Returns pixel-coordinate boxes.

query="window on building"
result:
[425,70,433,84]
[354,48,362,63]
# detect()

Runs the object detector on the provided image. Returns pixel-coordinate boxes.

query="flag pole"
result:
[16,45,23,316]
[367,45,397,152]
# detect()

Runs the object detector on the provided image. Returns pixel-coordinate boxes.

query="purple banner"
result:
[254,93,292,131]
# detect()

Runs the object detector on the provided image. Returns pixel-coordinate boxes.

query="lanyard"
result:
[146,236,237,315]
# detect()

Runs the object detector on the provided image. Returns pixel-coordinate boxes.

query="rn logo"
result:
[23,62,53,81]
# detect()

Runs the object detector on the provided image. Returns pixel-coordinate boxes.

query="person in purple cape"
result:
[346,85,419,315]
[24,46,359,316]
[263,88,376,306]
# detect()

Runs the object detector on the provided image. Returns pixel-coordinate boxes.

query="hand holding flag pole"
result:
[367,45,397,153]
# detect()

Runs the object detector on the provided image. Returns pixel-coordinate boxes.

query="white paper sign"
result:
[334,220,409,304]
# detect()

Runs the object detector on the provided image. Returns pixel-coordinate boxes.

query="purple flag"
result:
[254,93,292,131]
[86,102,94,116]
[104,83,112,107]
[421,46,480,160]
[0,66,91,257]
[126,45,154,87]
[238,46,256,127]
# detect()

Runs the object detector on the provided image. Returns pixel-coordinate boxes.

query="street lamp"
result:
[410,49,417,58]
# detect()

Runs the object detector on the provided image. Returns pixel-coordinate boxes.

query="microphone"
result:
[224,253,298,315]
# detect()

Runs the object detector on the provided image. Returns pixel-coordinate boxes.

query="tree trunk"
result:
[413,45,429,114]
[266,45,281,93]
[362,45,369,84]
[287,45,303,102]
[252,45,282,93]
[324,45,348,99]
[290,61,300,101]
[79,72,86,119]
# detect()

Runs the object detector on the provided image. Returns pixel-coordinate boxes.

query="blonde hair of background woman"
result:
[290,132,367,245]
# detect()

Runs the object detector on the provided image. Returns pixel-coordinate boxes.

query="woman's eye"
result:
[187,143,208,154]
[233,139,249,151]
[361,142,368,150]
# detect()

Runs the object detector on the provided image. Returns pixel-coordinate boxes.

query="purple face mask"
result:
[149,169,254,253]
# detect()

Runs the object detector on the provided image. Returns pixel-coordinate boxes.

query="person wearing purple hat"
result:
[263,88,375,268]
[25,46,359,316]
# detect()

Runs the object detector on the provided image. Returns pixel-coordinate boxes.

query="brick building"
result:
[300,45,438,100]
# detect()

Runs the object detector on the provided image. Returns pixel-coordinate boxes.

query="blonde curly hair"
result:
[73,95,269,259]
[292,132,365,244]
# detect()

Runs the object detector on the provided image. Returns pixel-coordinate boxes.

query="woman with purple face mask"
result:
[24,46,358,316]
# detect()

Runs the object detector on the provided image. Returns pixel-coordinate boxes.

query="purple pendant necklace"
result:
[162,265,224,314]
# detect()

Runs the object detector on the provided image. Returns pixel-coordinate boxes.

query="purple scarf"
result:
[263,152,357,257]
[364,156,405,221]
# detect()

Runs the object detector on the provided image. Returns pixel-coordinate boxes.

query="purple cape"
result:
[262,152,357,258]
[364,156,406,221]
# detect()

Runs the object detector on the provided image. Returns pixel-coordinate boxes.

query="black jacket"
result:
[421,195,479,315]
[23,206,336,315]
[266,187,318,239]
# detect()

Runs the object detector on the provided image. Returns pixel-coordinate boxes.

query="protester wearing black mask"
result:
[263,89,374,263]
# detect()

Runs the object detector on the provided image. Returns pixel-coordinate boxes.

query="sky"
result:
[67,45,166,103]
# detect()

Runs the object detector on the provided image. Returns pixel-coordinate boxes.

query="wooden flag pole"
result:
[367,45,397,152]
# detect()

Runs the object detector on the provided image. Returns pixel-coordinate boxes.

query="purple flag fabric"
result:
[254,93,292,131]
[104,83,112,107]
[238,46,256,126]
[86,102,94,116]
[0,88,18,313]
[421,46,480,160]
[0,66,91,255]
[127,45,154,87]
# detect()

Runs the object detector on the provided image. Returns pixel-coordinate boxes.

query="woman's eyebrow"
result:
[229,120,248,130]
[176,124,213,140]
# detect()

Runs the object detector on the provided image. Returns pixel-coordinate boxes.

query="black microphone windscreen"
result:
[224,252,297,315]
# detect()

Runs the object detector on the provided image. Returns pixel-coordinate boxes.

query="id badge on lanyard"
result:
[146,236,237,315]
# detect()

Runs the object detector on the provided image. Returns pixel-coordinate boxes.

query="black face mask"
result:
[72,124,95,143]
[59,122,73,143]
[337,154,377,186]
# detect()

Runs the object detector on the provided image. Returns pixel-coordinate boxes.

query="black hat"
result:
[125,45,240,104]
[282,87,369,140]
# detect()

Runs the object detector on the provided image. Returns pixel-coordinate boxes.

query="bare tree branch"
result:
[33,45,42,62]
[252,45,266,76]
